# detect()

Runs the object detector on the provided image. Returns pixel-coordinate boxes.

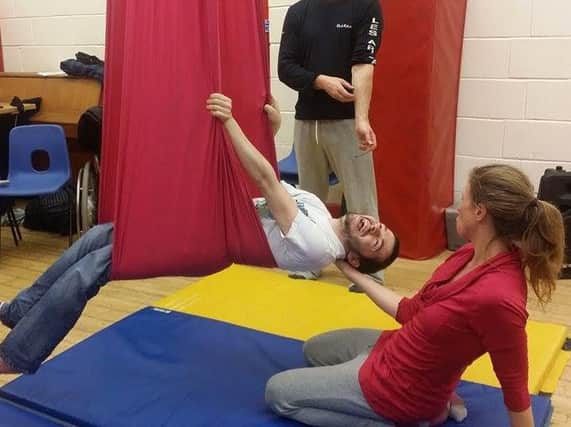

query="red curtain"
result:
[0,30,4,72]
[371,0,467,259]
[100,0,277,279]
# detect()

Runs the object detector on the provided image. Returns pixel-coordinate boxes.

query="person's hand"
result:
[264,95,282,137]
[355,119,377,152]
[206,93,233,123]
[335,259,356,275]
[314,75,355,103]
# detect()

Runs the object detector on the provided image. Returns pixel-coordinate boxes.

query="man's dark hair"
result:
[356,234,400,274]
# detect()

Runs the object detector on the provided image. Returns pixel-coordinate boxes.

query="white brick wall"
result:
[457,0,571,201]
[268,0,571,201]
[2,0,569,197]
[0,0,105,72]
[268,3,297,160]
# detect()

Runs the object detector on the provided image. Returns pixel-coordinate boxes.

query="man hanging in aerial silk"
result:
[0,95,399,375]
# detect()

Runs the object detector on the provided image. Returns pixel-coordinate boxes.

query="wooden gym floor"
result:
[0,227,569,425]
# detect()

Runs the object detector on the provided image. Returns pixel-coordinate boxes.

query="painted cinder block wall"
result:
[268,0,571,200]
[2,0,570,198]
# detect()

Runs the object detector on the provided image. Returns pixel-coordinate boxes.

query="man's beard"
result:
[343,214,360,252]
[343,213,356,234]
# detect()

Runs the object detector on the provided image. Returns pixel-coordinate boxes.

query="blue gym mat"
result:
[0,399,64,426]
[0,307,553,426]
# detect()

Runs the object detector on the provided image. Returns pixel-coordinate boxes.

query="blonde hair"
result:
[469,164,565,304]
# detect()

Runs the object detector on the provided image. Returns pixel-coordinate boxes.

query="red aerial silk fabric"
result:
[0,31,4,72]
[370,0,467,259]
[100,0,277,279]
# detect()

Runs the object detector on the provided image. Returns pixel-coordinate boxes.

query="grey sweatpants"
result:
[294,119,379,219]
[265,328,394,427]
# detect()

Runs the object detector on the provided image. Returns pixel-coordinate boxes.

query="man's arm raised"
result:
[206,93,298,235]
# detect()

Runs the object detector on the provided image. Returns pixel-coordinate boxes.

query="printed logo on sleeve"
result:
[367,39,377,55]
[368,17,380,37]
[366,17,380,63]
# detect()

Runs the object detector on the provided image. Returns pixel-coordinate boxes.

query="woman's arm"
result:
[469,278,532,426]
[508,407,534,427]
[336,261,402,318]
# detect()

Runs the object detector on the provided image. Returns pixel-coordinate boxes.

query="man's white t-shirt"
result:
[253,182,345,271]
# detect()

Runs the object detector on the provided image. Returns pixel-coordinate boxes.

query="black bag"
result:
[24,182,76,235]
[78,106,103,154]
[60,59,104,83]
[562,209,571,279]
[75,51,104,66]
[537,166,571,211]
[60,52,104,82]
[538,166,571,278]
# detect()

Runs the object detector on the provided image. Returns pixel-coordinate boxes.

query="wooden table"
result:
[0,102,36,115]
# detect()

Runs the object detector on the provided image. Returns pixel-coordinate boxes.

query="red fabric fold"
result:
[100,0,277,279]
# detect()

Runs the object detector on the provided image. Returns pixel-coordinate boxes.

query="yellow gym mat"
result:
[540,350,571,394]
[156,264,568,394]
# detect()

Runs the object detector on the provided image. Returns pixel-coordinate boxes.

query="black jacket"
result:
[278,0,383,120]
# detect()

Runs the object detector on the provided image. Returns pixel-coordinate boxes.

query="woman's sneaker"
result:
[288,270,321,280]
[348,270,384,292]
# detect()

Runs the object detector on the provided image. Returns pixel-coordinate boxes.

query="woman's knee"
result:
[265,372,298,416]
[302,330,347,366]
[303,329,381,367]
[303,335,325,366]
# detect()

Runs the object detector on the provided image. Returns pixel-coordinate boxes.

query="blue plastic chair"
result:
[0,125,70,196]
[278,147,339,186]
[0,125,71,249]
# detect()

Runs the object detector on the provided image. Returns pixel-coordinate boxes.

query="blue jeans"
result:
[0,223,114,374]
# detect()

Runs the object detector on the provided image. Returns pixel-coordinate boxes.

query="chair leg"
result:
[8,222,18,246]
[7,207,20,246]
[68,202,73,247]
[9,206,22,240]
[76,165,83,238]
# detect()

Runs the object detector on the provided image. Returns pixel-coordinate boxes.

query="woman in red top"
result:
[266,164,565,427]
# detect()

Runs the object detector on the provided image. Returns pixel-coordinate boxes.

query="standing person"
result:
[278,0,384,285]
[266,164,565,427]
